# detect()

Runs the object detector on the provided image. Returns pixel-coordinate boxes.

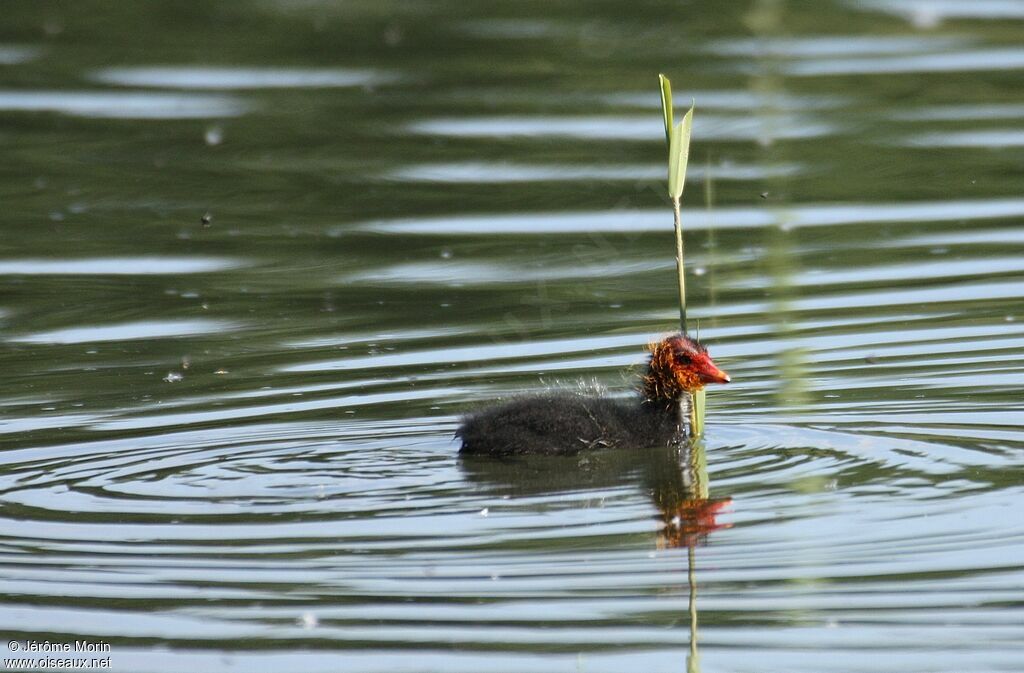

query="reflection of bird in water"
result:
[643,441,728,673]
[646,442,732,549]
[457,334,730,455]
[459,395,729,673]
[458,442,730,550]
[659,497,733,549]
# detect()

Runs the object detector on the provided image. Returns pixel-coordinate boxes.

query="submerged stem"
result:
[688,544,699,672]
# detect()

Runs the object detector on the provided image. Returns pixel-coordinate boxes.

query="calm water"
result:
[2,1,1024,672]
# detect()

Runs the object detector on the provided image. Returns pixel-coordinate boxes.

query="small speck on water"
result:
[440,248,453,259]
[298,613,318,629]
[201,212,212,227]
[383,23,404,47]
[205,126,223,146]
[479,507,489,517]
[163,372,183,383]
[865,354,879,365]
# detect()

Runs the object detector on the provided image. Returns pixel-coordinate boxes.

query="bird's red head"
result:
[642,334,730,402]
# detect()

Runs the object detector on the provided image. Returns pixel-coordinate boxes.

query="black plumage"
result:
[457,393,683,455]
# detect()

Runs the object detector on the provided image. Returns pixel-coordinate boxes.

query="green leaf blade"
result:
[658,74,673,146]
[667,120,682,197]
[667,104,694,199]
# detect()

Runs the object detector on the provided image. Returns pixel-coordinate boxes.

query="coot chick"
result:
[457,334,730,455]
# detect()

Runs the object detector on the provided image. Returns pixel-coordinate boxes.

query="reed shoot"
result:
[658,73,704,435]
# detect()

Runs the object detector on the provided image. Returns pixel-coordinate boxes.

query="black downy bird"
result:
[457,334,730,455]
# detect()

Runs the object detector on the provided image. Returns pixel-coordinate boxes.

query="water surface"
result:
[1,1,1023,672]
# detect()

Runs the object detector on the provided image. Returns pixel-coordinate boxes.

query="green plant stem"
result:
[673,196,687,335]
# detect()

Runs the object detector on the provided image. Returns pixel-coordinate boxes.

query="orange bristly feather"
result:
[641,337,704,402]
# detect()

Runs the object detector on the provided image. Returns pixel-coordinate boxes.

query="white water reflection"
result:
[601,89,844,111]
[345,259,657,286]
[0,257,245,275]
[408,114,835,141]
[354,197,1024,235]
[730,256,1024,290]
[10,319,241,345]
[91,66,396,89]
[0,91,248,119]
[386,161,801,183]
[0,45,42,64]
[890,104,1024,121]
[706,35,965,58]
[779,48,1024,76]
[853,0,1024,22]
[902,129,1024,148]
[283,332,645,373]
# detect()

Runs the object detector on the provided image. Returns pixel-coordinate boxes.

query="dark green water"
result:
[2,1,1023,671]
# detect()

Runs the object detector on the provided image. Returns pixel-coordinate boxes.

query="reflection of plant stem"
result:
[685,442,705,673]
[746,0,810,413]
[686,394,696,437]
[687,544,700,673]
[688,439,709,500]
